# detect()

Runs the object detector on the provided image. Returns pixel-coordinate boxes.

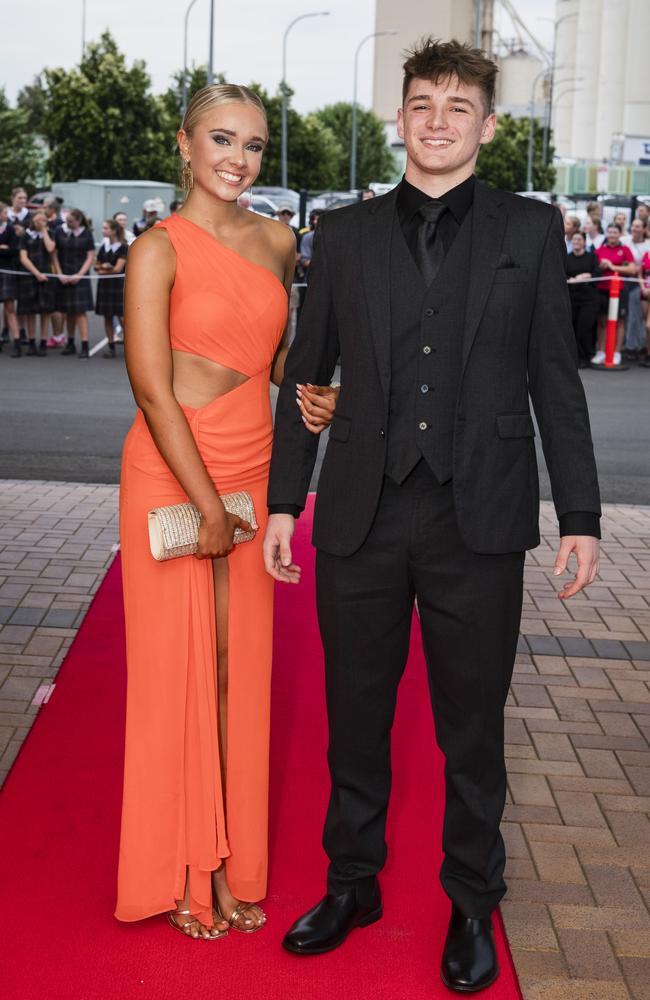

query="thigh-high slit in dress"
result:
[116,213,287,926]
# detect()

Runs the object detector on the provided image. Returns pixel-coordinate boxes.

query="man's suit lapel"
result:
[462,180,507,372]
[360,187,398,405]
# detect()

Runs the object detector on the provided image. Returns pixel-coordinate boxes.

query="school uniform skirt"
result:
[95,276,125,317]
[17,274,57,314]
[55,276,94,314]
[0,269,18,302]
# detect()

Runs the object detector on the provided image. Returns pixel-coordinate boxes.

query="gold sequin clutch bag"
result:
[148,492,257,561]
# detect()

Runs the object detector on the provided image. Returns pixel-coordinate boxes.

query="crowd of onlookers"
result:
[561,200,650,368]
[0,186,328,361]
[2,182,648,369]
[0,188,192,359]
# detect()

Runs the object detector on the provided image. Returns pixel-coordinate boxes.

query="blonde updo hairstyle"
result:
[179,84,268,194]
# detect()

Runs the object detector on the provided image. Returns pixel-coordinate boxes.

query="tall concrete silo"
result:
[570,0,603,160]
[623,0,650,139]
[495,48,545,120]
[552,0,579,158]
[594,0,629,159]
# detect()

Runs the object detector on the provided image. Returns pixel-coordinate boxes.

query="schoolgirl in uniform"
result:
[8,187,33,345]
[0,202,21,356]
[44,199,66,347]
[17,209,57,355]
[54,208,95,358]
[7,187,32,233]
[94,219,127,358]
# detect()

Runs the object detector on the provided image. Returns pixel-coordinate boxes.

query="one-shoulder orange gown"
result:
[116,213,287,926]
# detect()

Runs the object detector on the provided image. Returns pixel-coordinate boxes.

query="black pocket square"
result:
[497,253,516,269]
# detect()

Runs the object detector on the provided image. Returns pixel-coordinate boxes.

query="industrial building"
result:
[371,0,650,190]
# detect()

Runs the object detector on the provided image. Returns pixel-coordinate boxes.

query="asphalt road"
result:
[1,314,648,505]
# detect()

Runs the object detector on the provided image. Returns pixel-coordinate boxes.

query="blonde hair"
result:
[179,84,267,192]
[182,83,266,134]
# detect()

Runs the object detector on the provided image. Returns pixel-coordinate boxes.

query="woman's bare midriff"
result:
[172,350,249,409]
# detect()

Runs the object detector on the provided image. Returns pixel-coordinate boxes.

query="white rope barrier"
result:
[0,268,311,288]
[567,275,643,284]
[0,268,123,279]
[0,266,643,288]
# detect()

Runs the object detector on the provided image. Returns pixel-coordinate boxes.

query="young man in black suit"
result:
[263,38,601,993]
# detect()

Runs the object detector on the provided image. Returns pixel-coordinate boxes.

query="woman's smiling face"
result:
[178,101,268,203]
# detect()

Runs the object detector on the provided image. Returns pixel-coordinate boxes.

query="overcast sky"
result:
[5,1,554,115]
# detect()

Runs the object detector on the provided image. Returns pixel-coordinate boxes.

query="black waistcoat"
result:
[386,205,473,485]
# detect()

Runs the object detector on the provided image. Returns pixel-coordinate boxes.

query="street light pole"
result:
[207,0,215,85]
[281,11,330,189]
[526,68,548,192]
[350,31,397,190]
[553,86,581,110]
[182,0,200,118]
[81,0,86,59]
[474,0,482,48]
[541,11,578,165]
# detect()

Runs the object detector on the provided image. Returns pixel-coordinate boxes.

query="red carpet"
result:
[0,496,522,1000]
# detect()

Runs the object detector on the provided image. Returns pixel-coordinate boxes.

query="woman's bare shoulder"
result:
[257,213,296,251]
[127,226,176,277]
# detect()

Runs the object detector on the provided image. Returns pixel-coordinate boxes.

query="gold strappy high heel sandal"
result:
[167,907,228,940]
[217,901,267,934]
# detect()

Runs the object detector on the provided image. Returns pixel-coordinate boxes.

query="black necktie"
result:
[416,201,448,286]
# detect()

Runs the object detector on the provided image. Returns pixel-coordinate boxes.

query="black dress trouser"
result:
[316,459,525,918]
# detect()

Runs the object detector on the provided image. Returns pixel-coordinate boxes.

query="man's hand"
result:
[263,513,301,584]
[296,383,340,433]
[553,535,600,599]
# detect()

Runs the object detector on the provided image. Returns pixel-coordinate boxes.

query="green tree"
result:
[39,31,170,182]
[311,102,396,189]
[161,65,223,123]
[16,75,48,133]
[246,84,340,191]
[0,90,47,199]
[475,113,555,192]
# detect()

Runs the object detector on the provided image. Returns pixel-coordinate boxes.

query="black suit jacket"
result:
[268,180,601,557]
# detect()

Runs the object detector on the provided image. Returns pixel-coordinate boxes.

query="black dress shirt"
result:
[397,173,475,259]
[269,175,600,540]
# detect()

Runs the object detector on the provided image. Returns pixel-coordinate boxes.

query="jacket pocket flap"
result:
[497,412,536,438]
[329,414,351,443]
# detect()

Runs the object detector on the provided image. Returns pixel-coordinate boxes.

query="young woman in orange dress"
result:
[116,84,337,940]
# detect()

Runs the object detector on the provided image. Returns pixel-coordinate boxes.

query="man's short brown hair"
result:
[402,37,498,116]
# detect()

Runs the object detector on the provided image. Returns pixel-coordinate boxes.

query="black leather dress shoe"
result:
[282,882,382,955]
[440,905,499,993]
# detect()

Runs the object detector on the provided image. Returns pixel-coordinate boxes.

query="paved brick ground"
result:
[0,481,119,786]
[504,503,650,1000]
[1,482,649,998]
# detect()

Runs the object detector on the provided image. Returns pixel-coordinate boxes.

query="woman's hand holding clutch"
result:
[296,383,340,434]
[196,508,253,559]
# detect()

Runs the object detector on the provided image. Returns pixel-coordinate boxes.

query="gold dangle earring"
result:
[181,158,193,193]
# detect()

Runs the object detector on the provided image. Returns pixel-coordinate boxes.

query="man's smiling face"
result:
[397,75,496,183]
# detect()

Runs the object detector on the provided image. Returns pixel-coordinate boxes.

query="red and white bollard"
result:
[593,271,628,372]
[604,272,621,368]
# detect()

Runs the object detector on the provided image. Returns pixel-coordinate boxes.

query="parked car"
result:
[253,187,300,214]
[308,191,358,214]
[326,194,361,212]
[250,194,279,217]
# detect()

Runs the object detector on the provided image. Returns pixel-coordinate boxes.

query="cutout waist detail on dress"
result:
[172,350,251,410]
